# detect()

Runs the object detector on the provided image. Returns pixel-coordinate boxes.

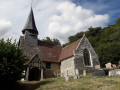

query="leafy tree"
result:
[0,39,25,88]
[95,42,120,67]
[63,17,120,67]
[63,32,84,47]
[43,37,61,45]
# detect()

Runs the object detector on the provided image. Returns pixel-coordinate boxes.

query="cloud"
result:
[0,0,110,44]
[0,19,12,37]
[47,1,109,44]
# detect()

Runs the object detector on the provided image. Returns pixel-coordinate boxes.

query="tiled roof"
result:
[59,39,81,61]
[19,36,81,62]
[19,36,62,62]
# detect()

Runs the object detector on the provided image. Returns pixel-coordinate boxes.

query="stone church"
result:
[19,8,100,81]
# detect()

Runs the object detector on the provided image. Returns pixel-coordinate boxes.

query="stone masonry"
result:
[60,56,75,76]
[74,35,100,74]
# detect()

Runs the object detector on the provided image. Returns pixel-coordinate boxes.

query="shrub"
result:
[0,39,25,88]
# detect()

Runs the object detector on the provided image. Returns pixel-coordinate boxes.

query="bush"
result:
[0,39,25,88]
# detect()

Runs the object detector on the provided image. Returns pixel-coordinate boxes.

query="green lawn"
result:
[36,74,120,90]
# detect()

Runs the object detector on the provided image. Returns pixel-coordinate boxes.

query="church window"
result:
[46,62,52,69]
[83,48,91,66]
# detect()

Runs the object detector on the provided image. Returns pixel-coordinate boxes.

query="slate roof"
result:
[19,36,81,63]
[22,8,38,35]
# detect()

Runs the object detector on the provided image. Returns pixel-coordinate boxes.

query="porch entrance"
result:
[29,68,41,81]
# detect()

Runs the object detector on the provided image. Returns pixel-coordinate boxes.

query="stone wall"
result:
[60,56,75,76]
[74,35,100,74]
[24,30,38,45]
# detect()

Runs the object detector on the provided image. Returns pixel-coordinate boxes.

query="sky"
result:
[0,0,120,44]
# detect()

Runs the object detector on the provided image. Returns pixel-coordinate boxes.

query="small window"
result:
[46,62,52,69]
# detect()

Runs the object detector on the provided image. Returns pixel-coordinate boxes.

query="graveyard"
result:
[35,74,120,90]
[18,62,120,90]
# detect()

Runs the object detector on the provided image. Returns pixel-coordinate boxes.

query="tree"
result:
[0,39,25,88]
[63,32,84,47]
[63,17,120,67]
[43,37,61,45]
[96,43,120,67]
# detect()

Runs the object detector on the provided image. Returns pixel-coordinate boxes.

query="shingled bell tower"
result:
[22,7,38,45]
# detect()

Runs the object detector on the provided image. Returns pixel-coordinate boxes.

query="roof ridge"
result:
[62,38,81,49]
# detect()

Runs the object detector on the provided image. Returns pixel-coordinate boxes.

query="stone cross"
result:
[65,70,69,81]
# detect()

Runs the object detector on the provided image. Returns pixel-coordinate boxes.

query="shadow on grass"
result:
[17,81,41,90]
[40,80,55,85]
[1,80,55,90]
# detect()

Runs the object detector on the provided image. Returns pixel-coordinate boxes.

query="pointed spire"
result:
[22,7,38,35]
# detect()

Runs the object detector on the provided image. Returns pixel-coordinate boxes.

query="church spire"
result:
[22,7,38,35]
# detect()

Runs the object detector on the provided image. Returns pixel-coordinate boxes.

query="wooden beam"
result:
[41,68,44,80]
[25,67,30,81]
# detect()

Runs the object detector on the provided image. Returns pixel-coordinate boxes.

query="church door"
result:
[29,67,41,81]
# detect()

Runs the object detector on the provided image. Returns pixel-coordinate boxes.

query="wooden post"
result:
[26,67,29,81]
[41,68,44,80]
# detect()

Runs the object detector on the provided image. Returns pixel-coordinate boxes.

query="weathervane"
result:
[31,0,33,7]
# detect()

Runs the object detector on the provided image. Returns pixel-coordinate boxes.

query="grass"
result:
[35,74,120,90]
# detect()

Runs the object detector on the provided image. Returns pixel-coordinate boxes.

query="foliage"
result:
[63,17,120,67]
[0,39,25,87]
[63,32,84,47]
[43,37,61,45]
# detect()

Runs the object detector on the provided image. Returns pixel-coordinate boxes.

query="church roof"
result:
[22,8,38,34]
[19,36,81,62]
[19,36,62,62]
[59,39,81,61]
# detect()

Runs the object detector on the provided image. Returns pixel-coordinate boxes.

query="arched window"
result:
[83,48,91,66]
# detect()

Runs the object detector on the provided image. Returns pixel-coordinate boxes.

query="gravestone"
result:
[74,69,80,79]
[95,65,100,70]
[109,70,116,77]
[57,70,60,77]
[116,69,120,76]
[65,70,69,81]
[103,68,113,75]
[83,70,86,76]
[112,64,117,69]
[54,72,56,77]
[105,62,112,69]
[92,69,105,76]
[109,69,120,77]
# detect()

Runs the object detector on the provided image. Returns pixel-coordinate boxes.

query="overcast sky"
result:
[0,0,120,44]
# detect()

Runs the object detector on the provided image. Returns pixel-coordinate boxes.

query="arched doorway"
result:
[83,48,91,66]
[29,67,41,81]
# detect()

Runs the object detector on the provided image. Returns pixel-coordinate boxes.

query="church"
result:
[19,8,100,81]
